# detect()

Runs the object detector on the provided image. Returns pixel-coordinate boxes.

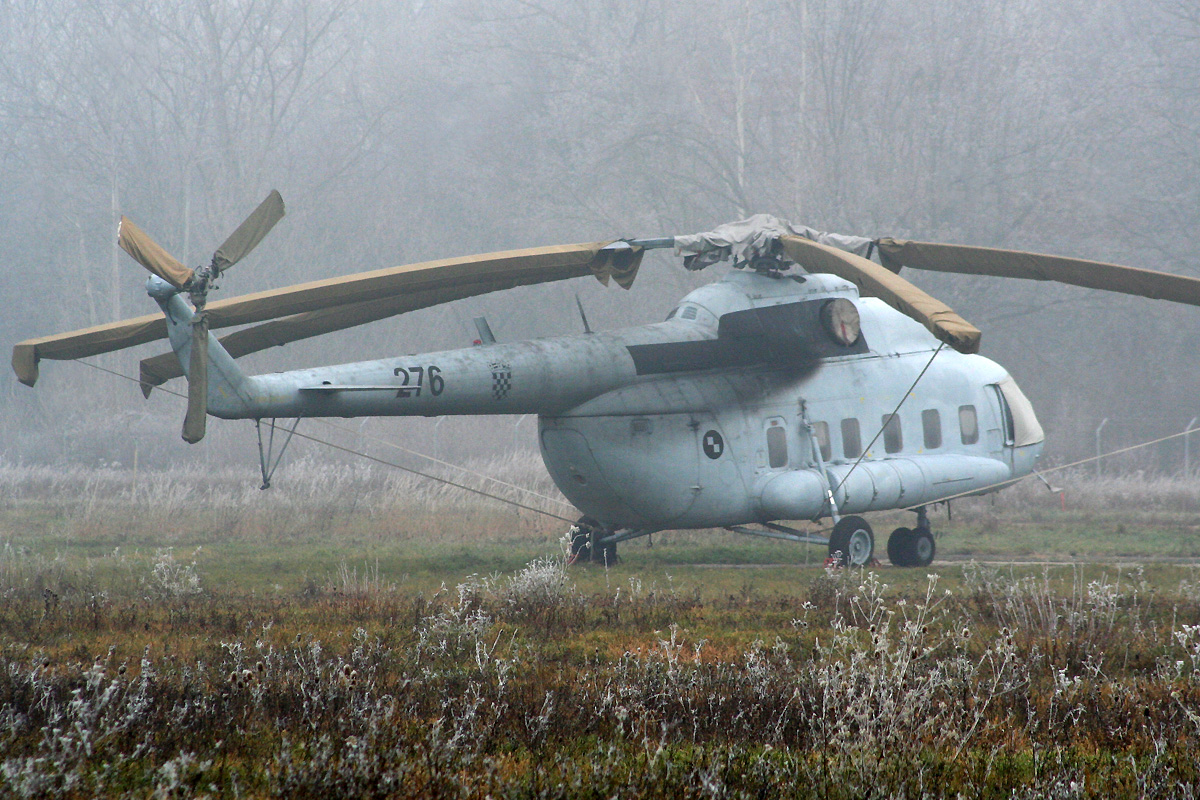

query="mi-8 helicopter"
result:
[14,195,1200,567]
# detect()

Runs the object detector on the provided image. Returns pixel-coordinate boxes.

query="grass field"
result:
[3,459,1200,797]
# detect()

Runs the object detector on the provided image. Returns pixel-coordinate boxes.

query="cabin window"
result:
[812,421,831,462]
[766,421,788,468]
[959,405,979,444]
[882,414,903,453]
[841,418,862,458]
[922,409,942,449]
[665,307,678,320]
[680,305,698,320]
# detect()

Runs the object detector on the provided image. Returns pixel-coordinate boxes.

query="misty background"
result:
[2,0,1199,479]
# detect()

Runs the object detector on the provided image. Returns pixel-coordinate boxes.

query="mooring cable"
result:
[308,417,575,510]
[64,356,1200,537]
[69,359,576,523]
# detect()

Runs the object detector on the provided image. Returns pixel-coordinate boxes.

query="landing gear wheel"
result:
[568,517,618,566]
[828,516,874,567]
[909,528,936,567]
[887,527,914,567]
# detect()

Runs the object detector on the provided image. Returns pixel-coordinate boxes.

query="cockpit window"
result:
[665,307,678,320]
[995,377,1044,447]
[680,305,698,320]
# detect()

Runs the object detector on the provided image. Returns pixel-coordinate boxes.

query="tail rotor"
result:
[117,190,286,443]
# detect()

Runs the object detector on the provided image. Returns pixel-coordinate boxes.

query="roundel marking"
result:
[702,430,724,459]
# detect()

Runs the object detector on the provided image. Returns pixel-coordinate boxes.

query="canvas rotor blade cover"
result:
[15,241,635,388]
[780,235,981,354]
[876,240,1200,306]
[212,190,285,273]
[190,240,631,328]
[182,314,209,443]
[12,314,167,386]
[138,282,490,392]
[117,217,195,289]
[139,246,644,390]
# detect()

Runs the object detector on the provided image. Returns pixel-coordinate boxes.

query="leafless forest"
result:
[2,0,1199,474]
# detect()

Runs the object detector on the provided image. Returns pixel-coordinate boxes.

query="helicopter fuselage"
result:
[157,269,1043,531]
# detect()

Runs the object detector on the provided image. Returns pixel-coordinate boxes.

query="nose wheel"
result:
[886,508,936,567]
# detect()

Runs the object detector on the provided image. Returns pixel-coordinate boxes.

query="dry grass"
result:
[3,461,1200,796]
[1,551,1199,797]
[0,453,569,547]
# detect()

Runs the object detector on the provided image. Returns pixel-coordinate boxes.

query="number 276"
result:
[394,365,443,398]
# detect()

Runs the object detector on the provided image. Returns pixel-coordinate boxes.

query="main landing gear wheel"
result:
[887,527,913,567]
[568,517,617,566]
[909,528,935,567]
[887,524,936,567]
[828,515,874,567]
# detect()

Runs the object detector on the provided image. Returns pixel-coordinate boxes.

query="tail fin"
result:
[147,277,255,417]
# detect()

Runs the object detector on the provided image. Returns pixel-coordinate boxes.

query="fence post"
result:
[1095,418,1108,478]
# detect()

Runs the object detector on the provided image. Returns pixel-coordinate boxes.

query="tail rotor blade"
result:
[182,314,208,443]
[212,190,285,274]
[118,216,195,289]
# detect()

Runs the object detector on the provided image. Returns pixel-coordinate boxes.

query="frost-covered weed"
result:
[146,548,202,600]
[500,556,568,606]
[416,579,494,662]
[3,559,1200,796]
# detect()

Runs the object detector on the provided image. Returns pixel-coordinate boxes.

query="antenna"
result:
[575,294,593,334]
[473,317,496,344]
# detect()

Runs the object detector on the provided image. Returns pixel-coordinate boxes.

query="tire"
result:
[569,517,600,564]
[829,516,874,566]
[595,540,618,567]
[909,528,936,567]
[887,527,913,567]
[569,517,618,565]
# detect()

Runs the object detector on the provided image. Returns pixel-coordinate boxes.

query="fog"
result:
[2,0,1199,475]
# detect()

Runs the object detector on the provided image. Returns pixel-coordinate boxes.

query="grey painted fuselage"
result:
[153,268,1044,531]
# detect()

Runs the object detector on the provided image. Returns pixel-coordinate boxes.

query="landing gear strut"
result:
[887,507,936,567]
[568,517,618,566]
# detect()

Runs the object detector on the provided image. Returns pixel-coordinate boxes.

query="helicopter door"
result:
[689,413,747,525]
[582,413,701,526]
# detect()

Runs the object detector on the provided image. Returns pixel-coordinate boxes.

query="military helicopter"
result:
[14,195,1200,567]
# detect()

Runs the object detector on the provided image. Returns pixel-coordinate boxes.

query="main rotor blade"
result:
[139,283,489,393]
[198,241,630,328]
[12,313,167,386]
[182,315,208,443]
[212,190,285,274]
[780,235,982,354]
[118,217,195,289]
[876,239,1200,306]
[17,240,635,388]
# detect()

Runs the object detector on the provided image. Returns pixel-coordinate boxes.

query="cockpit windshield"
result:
[996,376,1044,447]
